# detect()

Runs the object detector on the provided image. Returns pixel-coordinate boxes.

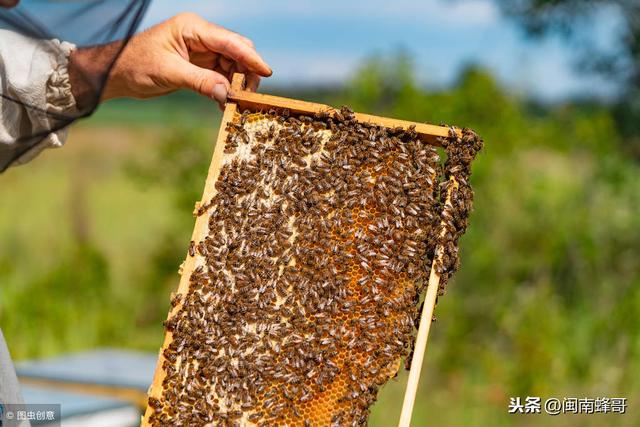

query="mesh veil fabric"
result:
[0,0,150,171]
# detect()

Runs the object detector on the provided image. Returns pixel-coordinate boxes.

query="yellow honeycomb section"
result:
[149,109,441,426]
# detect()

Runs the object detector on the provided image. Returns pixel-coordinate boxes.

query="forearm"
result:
[68,40,124,110]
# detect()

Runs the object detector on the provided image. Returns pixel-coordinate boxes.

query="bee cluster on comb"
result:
[145,106,482,427]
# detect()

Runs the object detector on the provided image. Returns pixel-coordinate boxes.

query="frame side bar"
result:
[397,177,459,427]
[141,102,239,426]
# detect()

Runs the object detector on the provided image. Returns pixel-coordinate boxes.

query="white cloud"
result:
[141,0,616,100]
[143,0,499,28]
[263,51,362,85]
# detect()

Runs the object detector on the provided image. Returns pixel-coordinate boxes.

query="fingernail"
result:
[213,84,228,103]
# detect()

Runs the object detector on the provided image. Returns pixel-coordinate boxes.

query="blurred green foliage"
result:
[1,54,638,426]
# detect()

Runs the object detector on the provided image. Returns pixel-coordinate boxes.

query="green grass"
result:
[1,59,639,426]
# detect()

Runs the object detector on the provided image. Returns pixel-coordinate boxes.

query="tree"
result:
[495,0,639,92]
[494,0,640,152]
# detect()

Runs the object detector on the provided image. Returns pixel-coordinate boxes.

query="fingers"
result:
[191,19,272,77]
[187,58,262,95]
[218,56,233,74]
[245,73,261,92]
[161,13,270,107]
[172,59,230,106]
[236,34,255,49]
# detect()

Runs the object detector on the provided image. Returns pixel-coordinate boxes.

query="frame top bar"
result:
[227,73,457,146]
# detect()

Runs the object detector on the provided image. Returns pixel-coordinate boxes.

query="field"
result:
[1,58,639,426]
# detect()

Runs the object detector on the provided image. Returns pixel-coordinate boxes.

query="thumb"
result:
[172,59,230,104]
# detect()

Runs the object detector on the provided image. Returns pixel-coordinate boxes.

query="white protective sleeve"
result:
[0,329,30,426]
[0,29,77,169]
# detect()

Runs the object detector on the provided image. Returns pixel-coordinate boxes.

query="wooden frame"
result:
[141,79,240,427]
[227,81,458,146]
[142,73,453,426]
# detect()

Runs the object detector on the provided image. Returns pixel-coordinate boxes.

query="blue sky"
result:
[141,0,621,100]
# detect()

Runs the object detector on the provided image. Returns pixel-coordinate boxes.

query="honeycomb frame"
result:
[141,74,482,426]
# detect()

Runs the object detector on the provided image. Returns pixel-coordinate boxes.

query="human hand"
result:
[69,13,271,109]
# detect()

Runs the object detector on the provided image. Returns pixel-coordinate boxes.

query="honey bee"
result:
[148,106,482,427]
[170,292,182,308]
